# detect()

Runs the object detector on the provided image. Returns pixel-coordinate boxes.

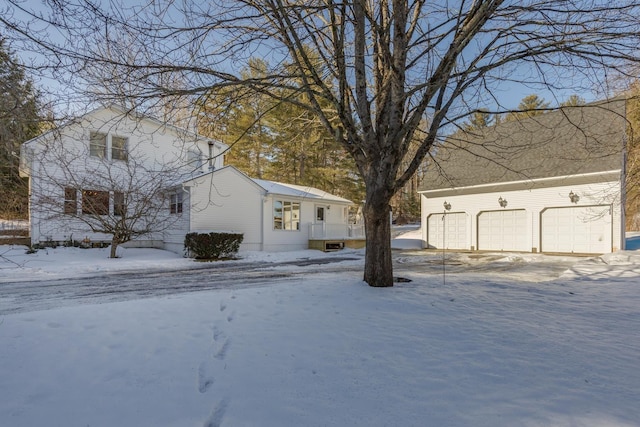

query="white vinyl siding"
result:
[477,210,527,251]
[24,106,224,247]
[541,206,612,253]
[421,180,622,253]
[187,167,263,251]
[427,212,467,249]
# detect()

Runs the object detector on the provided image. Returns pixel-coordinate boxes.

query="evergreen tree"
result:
[506,94,550,121]
[198,59,276,179]
[561,94,586,107]
[463,110,494,130]
[625,83,640,230]
[0,39,43,219]
[197,57,365,205]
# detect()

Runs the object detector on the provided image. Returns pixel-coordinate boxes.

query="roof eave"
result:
[419,170,621,198]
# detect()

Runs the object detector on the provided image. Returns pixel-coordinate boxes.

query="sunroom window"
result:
[273,200,300,231]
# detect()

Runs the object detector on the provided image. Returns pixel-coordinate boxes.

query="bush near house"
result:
[184,232,244,259]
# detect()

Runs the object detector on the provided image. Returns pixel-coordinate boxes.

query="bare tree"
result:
[3,0,640,285]
[21,113,199,259]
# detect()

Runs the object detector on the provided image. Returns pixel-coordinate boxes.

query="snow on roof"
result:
[252,179,352,204]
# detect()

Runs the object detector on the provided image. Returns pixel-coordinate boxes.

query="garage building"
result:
[419,98,627,254]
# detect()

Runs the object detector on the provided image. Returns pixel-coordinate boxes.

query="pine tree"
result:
[0,39,43,219]
[506,94,550,121]
[560,94,586,107]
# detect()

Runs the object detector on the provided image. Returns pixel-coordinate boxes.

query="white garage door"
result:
[427,212,467,250]
[477,210,528,251]
[541,206,611,253]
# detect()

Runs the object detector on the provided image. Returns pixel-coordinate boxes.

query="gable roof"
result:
[253,179,353,204]
[22,104,228,151]
[183,166,353,204]
[420,98,626,192]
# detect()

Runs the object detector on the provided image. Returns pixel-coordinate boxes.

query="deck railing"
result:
[309,223,365,239]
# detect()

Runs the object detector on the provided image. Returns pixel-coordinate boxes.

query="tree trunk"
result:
[362,191,394,287]
[110,237,120,258]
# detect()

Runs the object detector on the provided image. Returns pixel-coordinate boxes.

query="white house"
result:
[163,165,357,253]
[419,98,627,254]
[20,105,358,254]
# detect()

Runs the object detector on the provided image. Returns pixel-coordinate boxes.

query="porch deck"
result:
[308,223,365,251]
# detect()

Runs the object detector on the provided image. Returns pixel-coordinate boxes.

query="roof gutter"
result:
[419,170,621,198]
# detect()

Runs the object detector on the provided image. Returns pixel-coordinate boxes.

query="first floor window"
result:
[170,193,183,214]
[114,192,125,216]
[64,187,77,215]
[82,190,109,215]
[274,200,300,230]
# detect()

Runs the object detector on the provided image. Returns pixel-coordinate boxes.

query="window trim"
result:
[111,135,128,162]
[82,190,110,216]
[89,131,128,161]
[114,191,125,217]
[169,192,183,214]
[64,187,77,215]
[273,200,300,231]
[89,131,108,159]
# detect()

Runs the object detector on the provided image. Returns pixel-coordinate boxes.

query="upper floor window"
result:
[111,136,128,161]
[90,132,107,158]
[89,131,128,161]
[274,200,300,231]
[170,193,183,214]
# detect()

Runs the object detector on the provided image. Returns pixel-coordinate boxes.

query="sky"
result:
[1,0,615,120]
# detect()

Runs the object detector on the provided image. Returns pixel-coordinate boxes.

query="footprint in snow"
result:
[197,362,215,393]
[214,338,232,360]
[212,326,224,342]
[203,398,230,427]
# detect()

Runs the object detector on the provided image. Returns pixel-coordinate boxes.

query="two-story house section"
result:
[20,105,227,249]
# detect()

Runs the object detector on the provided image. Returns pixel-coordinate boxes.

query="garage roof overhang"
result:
[418,170,621,198]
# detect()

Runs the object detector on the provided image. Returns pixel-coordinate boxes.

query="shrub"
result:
[184,232,244,259]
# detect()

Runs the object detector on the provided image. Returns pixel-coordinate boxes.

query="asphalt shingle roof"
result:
[420,98,626,191]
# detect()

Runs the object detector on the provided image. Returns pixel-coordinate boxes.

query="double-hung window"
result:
[170,193,183,214]
[273,200,300,230]
[82,190,110,215]
[90,132,107,158]
[114,192,125,216]
[89,131,128,161]
[111,136,128,161]
[64,187,77,215]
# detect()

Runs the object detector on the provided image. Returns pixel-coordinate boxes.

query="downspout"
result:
[261,192,267,251]
[619,99,629,251]
[182,184,191,235]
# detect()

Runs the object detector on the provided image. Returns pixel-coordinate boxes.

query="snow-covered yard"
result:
[0,231,639,426]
